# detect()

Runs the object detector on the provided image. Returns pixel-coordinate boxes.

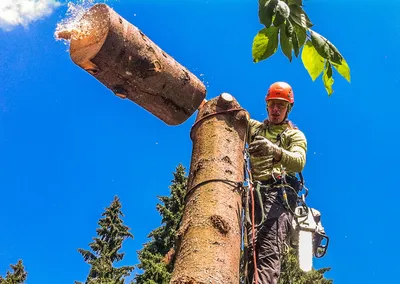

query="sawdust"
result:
[54,0,109,44]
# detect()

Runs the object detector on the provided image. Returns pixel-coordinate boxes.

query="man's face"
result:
[267,99,289,124]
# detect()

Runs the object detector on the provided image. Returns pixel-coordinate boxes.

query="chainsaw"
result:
[290,206,330,272]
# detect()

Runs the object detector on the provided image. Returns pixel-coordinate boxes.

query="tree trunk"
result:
[170,93,249,283]
[61,4,206,126]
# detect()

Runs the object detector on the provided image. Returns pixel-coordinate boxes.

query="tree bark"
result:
[64,4,206,126]
[170,94,249,283]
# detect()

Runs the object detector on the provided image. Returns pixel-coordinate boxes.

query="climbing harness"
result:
[242,153,330,281]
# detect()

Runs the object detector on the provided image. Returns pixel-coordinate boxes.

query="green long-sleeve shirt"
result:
[247,119,307,181]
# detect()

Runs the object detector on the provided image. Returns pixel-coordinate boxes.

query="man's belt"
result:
[258,174,301,191]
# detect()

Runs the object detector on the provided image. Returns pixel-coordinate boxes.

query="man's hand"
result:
[248,136,282,161]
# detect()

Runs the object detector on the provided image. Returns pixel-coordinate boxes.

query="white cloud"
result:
[0,0,61,31]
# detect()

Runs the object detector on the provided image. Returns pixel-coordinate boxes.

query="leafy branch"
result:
[253,0,351,95]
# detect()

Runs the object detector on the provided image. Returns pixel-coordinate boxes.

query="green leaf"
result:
[289,4,313,28]
[292,21,306,48]
[259,0,278,28]
[292,32,300,57]
[285,20,294,37]
[253,27,279,63]
[273,13,285,26]
[323,62,334,95]
[291,20,307,58]
[280,25,293,62]
[332,57,351,82]
[310,30,343,64]
[301,40,325,81]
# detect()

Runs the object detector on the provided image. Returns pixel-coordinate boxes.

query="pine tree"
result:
[134,164,188,284]
[0,260,27,284]
[278,248,333,284]
[76,196,134,284]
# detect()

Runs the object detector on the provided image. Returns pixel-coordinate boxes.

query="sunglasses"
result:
[267,101,289,110]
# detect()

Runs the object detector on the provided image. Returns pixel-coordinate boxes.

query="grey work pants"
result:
[246,186,297,284]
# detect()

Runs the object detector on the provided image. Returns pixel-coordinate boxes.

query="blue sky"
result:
[1,0,399,283]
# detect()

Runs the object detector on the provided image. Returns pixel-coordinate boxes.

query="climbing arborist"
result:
[245,81,307,284]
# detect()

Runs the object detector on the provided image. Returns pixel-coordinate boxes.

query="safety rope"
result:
[243,149,259,284]
[244,182,266,228]
[185,178,243,201]
[190,108,247,139]
[250,181,258,284]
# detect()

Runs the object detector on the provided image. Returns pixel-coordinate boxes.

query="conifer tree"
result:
[278,248,333,284]
[134,164,187,284]
[0,260,27,284]
[76,196,134,284]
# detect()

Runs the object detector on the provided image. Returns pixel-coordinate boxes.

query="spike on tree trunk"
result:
[170,93,249,283]
[59,4,206,126]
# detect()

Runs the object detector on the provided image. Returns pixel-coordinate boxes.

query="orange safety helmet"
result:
[265,82,294,104]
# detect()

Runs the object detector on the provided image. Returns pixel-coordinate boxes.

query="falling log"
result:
[170,93,249,283]
[64,4,206,125]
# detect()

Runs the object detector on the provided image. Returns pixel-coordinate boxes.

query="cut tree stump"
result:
[170,93,249,283]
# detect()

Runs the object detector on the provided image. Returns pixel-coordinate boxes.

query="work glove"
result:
[248,136,282,158]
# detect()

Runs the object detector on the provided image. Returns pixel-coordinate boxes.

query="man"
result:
[246,81,307,284]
